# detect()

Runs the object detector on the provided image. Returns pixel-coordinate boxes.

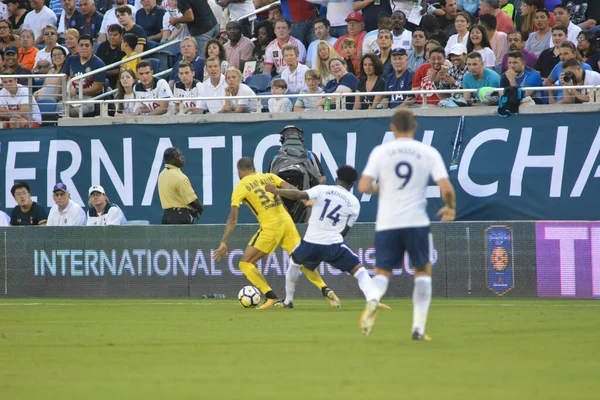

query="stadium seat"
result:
[157,41,181,69]
[257,91,271,112]
[36,98,58,122]
[93,42,99,54]
[35,43,45,50]
[145,58,161,73]
[244,74,271,93]
[287,91,299,107]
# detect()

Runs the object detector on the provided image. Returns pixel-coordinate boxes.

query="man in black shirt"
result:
[535,25,568,79]
[117,5,147,53]
[352,0,393,32]
[80,0,104,40]
[562,0,600,29]
[136,0,166,43]
[437,0,458,37]
[10,181,47,226]
[96,24,126,88]
[170,0,218,57]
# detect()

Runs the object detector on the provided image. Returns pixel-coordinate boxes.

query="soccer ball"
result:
[238,286,261,308]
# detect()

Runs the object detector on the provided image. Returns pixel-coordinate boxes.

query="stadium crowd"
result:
[0,0,597,124]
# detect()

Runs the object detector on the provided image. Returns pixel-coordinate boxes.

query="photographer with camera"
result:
[158,147,204,224]
[556,59,600,104]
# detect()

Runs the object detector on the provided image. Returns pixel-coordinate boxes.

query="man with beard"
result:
[500,51,543,103]
[523,9,552,57]
[391,10,412,51]
[437,43,469,99]
[224,20,254,71]
[501,30,538,73]
[462,51,501,104]
[411,46,446,106]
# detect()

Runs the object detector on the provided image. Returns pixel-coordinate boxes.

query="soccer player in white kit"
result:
[358,110,456,340]
[266,165,389,309]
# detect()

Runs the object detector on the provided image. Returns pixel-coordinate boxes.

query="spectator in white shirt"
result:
[222,66,257,113]
[22,0,57,45]
[268,78,293,112]
[553,5,581,45]
[86,185,127,226]
[306,18,338,68]
[218,0,254,39]
[33,24,68,74]
[280,44,310,93]
[47,183,87,226]
[0,74,42,128]
[192,56,227,114]
[97,0,136,44]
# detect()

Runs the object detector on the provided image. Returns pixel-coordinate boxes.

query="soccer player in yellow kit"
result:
[213,157,340,310]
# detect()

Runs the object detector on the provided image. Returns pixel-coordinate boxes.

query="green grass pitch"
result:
[1,298,598,400]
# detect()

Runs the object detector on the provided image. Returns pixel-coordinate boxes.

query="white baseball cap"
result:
[449,43,468,56]
[88,185,106,196]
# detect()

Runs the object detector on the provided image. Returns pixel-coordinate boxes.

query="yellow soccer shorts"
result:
[248,219,301,255]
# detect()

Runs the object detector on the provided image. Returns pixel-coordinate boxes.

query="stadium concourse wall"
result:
[1,106,600,223]
[1,221,598,299]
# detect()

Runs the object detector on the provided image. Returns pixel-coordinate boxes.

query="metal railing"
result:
[236,1,280,22]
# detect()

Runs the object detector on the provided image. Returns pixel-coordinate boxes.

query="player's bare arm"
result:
[357,175,378,194]
[436,178,456,222]
[264,183,309,200]
[340,225,351,237]
[214,206,239,261]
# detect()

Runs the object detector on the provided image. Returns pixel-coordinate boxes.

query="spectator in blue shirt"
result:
[500,51,544,103]
[462,51,501,103]
[315,56,358,110]
[169,36,205,88]
[79,0,104,40]
[136,0,166,44]
[382,48,416,109]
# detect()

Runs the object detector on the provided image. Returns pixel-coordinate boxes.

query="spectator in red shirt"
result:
[334,12,367,56]
[411,46,447,106]
[479,0,514,34]
[279,0,318,46]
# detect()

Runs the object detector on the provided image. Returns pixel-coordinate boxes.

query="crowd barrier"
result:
[1,221,597,299]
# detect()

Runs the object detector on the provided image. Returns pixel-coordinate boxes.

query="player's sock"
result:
[239,261,273,296]
[285,262,301,305]
[353,267,372,299]
[367,274,389,302]
[300,265,327,289]
[412,276,432,336]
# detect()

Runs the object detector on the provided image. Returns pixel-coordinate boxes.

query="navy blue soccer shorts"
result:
[374,226,432,270]
[292,240,360,273]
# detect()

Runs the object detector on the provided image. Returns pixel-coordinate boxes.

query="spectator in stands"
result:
[362,11,392,55]
[0,19,20,52]
[553,5,581,44]
[9,181,47,226]
[6,0,28,32]
[535,25,566,78]
[554,59,600,103]
[562,0,600,30]
[251,19,275,75]
[280,44,309,93]
[519,0,555,40]
[267,4,282,21]
[411,46,447,106]
[63,34,107,117]
[120,33,140,72]
[170,36,205,88]
[382,48,414,109]
[17,29,37,70]
[437,0,459,36]
[33,25,67,74]
[79,0,103,40]
[353,53,384,110]
[47,183,86,226]
[65,28,80,55]
[279,0,318,45]
[0,201,9,226]
[352,0,393,32]
[421,15,449,49]
[462,51,501,104]
[445,11,471,55]
[22,0,57,45]
[161,0,188,42]
[501,30,537,72]
[97,0,136,45]
[193,56,226,114]
[114,67,138,116]
[577,30,600,72]
[306,18,337,68]
[408,28,428,72]
[376,29,394,76]
[315,40,336,85]
[316,56,359,110]
[467,25,496,67]
[203,38,229,81]
[97,24,126,89]
[437,43,469,99]
[87,185,127,226]
[4,46,31,84]
[172,61,202,114]
[0,71,41,128]
[546,41,592,102]
[224,20,254,71]
[117,6,147,53]
[524,9,552,57]
[479,0,514,34]
[218,0,254,39]
[264,18,306,75]
[294,68,324,111]
[58,0,85,37]
[500,51,543,102]
[308,0,352,38]
[169,0,219,56]
[500,0,514,19]
[480,14,508,67]
[133,59,173,115]
[222,66,257,112]
[334,12,366,56]
[457,0,480,19]
[48,0,71,20]
[136,0,165,44]
[425,39,446,62]
[268,77,292,112]
[391,10,412,51]
[341,37,359,77]
[34,46,67,101]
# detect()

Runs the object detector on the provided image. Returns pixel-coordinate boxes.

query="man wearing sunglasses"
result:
[32,24,68,74]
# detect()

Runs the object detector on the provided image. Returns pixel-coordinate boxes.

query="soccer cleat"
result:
[411,331,432,341]
[360,300,379,336]
[257,298,281,310]
[283,301,294,308]
[378,303,392,310]
[322,287,341,308]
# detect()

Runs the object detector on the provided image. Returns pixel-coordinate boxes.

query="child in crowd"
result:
[268,78,293,113]
[161,0,188,42]
[121,33,139,73]
[341,38,360,78]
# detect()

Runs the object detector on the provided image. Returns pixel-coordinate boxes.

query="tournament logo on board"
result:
[485,225,515,296]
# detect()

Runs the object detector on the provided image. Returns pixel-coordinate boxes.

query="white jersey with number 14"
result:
[362,138,448,231]
[303,185,361,245]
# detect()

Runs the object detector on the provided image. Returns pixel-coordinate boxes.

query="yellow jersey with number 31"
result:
[231,173,291,227]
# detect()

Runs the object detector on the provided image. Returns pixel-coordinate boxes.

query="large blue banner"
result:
[1,113,599,223]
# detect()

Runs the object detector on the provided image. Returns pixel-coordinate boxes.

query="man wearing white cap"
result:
[438,43,468,99]
[47,183,87,226]
[86,185,127,226]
